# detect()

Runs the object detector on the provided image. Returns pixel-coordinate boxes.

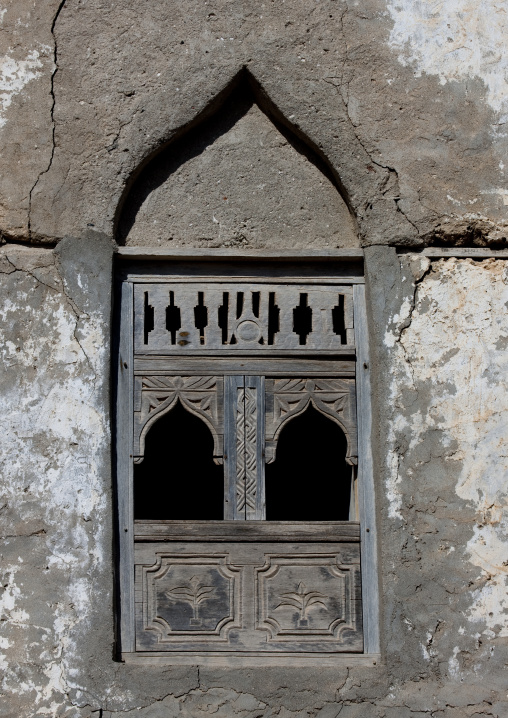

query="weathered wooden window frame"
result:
[115,249,379,665]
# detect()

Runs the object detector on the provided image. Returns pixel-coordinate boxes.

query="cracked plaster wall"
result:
[117,88,358,249]
[1,1,508,717]
[0,0,507,245]
[2,241,508,717]
[383,255,508,637]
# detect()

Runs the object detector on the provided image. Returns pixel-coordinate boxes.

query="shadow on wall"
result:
[115,69,358,249]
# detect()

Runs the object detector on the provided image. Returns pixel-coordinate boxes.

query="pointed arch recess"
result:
[114,68,357,244]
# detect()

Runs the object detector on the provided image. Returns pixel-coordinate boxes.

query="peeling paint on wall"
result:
[0,245,109,714]
[387,256,508,636]
[0,49,48,128]
[387,1,508,120]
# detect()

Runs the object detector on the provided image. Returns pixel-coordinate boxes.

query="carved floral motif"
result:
[275,582,327,627]
[165,576,216,626]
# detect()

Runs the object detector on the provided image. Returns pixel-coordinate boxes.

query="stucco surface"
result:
[0,0,57,238]
[384,256,508,637]
[119,93,357,249]
[1,1,508,716]
[2,244,508,716]
[0,0,506,245]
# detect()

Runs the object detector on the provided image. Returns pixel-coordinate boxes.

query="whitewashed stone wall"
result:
[2,244,508,716]
[386,257,508,641]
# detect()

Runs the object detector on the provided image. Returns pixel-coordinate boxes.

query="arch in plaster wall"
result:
[114,69,359,249]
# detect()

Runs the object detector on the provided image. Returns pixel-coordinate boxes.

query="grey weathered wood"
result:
[134,520,360,542]
[134,282,356,354]
[224,376,265,520]
[134,541,362,653]
[353,283,380,655]
[122,652,379,667]
[118,247,365,260]
[133,375,224,464]
[134,540,361,565]
[245,376,265,520]
[224,375,243,519]
[133,357,356,376]
[119,261,373,658]
[264,377,357,466]
[117,280,135,653]
[131,275,366,284]
[119,257,365,284]
[133,348,356,357]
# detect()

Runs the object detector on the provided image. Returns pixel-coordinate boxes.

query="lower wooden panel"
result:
[134,541,362,653]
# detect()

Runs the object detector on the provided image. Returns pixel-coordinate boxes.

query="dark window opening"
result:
[293,293,312,345]
[165,291,181,345]
[144,292,154,345]
[218,292,229,344]
[332,294,347,344]
[267,292,280,345]
[252,291,260,318]
[134,401,224,520]
[194,292,208,345]
[236,291,244,318]
[265,405,350,521]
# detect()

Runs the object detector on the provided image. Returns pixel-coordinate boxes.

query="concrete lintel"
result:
[116,247,365,261]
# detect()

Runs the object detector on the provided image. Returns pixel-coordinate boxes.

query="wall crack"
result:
[27,0,67,242]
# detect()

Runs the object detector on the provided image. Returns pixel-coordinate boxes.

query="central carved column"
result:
[225,376,265,520]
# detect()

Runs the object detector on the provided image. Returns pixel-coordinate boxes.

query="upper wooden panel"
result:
[134,281,356,355]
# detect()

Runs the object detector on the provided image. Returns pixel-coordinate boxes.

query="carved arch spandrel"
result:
[133,376,224,465]
[265,378,358,466]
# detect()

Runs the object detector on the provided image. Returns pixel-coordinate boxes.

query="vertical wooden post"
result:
[117,280,135,653]
[224,375,265,520]
[245,376,265,520]
[354,284,380,655]
[224,375,244,519]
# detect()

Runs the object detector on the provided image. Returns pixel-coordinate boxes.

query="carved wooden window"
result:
[116,256,379,663]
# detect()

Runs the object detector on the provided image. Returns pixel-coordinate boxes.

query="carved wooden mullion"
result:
[133,375,224,464]
[235,387,247,515]
[224,376,265,520]
[243,385,260,519]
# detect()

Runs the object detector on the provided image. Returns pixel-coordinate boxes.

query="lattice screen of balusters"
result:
[134,283,355,353]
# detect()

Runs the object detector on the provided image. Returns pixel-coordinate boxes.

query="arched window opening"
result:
[134,401,224,520]
[265,405,351,521]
